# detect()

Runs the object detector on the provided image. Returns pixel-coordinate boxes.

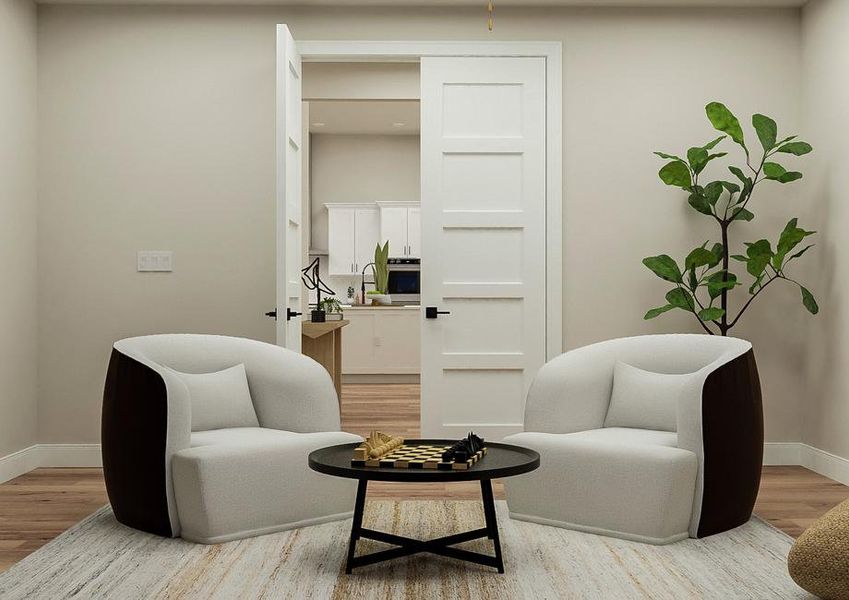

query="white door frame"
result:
[292,39,563,359]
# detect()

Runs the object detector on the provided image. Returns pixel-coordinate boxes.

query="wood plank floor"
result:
[0,383,846,573]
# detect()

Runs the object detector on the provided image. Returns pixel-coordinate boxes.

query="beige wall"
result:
[0,0,38,457]
[799,0,849,458]
[310,134,420,252]
[37,5,804,445]
[303,63,420,101]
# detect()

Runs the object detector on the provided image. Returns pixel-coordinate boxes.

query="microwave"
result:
[386,258,420,304]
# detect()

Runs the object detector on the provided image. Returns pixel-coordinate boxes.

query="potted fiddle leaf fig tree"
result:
[643,102,818,335]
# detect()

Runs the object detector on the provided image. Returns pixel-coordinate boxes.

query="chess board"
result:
[351,443,487,470]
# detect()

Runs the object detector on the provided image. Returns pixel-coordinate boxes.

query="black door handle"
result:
[265,308,303,321]
[425,306,451,319]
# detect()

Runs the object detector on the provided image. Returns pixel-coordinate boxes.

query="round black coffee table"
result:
[308,439,539,574]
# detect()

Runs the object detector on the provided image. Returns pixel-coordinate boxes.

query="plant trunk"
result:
[719,221,730,336]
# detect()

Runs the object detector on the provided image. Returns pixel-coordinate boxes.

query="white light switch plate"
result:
[137,251,173,272]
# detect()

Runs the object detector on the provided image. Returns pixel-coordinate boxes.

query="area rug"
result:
[0,501,806,599]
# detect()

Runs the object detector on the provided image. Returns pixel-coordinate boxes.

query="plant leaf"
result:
[785,243,814,264]
[777,141,812,156]
[745,239,773,278]
[800,286,819,314]
[659,160,692,189]
[709,243,724,267]
[654,151,684,162]
[719,180,740,194]
[702,135,726,151]
[706,102,746,148]
[706,271,738,299]
[775,135,797,146]
[643,255,683,283]
[763,162,787,179]
[778,171,803,183]
[685,247,717,271]
[703,182,724,205]
[687,190,713,216]
[687,147,709,175]
[731,254,748,262]
[731,207,754,222]
[729,166,748,183]
[644,305,676,320]
[752,113,777,151]
[666,287,694,311]
[698,307,726,321]
[773,218,816,269]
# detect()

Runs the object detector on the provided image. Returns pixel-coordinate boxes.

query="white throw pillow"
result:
[169,364,260,432]
[604,361,693,432]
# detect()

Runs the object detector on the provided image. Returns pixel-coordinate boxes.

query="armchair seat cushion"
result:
[566,426,678,448]
[173,429,361,543]
[504,430,698,544]
[190,426,300,447]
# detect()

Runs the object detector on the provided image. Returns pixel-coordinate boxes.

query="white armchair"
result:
[102,334,361,543]
[504,334,762,544]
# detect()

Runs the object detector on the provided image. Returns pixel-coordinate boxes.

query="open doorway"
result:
[300,62,423,439]
[279,31,563,443]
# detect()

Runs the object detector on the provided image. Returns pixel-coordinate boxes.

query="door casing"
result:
[282,35,564,360]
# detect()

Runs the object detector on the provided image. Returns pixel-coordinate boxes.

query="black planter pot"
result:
[311,309,326,323]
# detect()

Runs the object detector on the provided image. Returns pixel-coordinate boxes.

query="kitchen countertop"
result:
[341,305,420,311]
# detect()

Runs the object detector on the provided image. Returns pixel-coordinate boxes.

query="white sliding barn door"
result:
[276,25,303,351]
[420,56,547,440]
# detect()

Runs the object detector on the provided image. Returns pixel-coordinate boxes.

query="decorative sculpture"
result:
[301,257,335,322]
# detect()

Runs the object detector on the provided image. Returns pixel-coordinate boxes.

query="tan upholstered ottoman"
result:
[788,498,849,600]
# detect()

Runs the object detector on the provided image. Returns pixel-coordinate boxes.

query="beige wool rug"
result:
[0,501,807,599]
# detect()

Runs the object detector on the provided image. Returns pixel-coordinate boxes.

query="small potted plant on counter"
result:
[367,241,392,306]
[319,297,344,320]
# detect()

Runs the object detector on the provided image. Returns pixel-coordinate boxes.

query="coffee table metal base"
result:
[344,479,505,574]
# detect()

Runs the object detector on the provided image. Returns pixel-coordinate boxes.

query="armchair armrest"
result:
[524,343,617,434]
[240,344,342,434]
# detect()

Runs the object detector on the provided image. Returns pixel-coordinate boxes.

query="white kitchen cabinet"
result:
[406,206,421,258]
[355,208,380,273]
[377,202,421,258]
[327,207,356,275]
[325,204,379,275]
[341,307,420,374]
[379,206,408,257]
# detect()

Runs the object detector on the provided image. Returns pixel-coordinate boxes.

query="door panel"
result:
[421,56,546,440]
[354,208,380,273]
[276,25,303,350]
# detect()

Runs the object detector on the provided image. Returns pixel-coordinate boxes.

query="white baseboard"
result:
[0,445,42,484]
[38,444,102,468]
[764,441,849,486]
[0,443,102,484]
[763,442,803,466]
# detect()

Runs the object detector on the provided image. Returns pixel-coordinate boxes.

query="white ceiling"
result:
[308,101,420,135]
[39,0,806,6]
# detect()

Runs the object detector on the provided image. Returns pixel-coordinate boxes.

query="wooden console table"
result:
[302,320,349,403]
